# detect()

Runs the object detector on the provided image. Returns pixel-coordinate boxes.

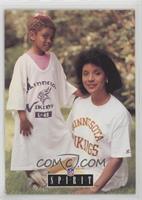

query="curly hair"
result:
[75,48,122,95]
[27,14,56,35]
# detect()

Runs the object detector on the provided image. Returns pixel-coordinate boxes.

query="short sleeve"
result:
[53,53,77,107]
[110,110,132,158]
[64,81,77,107]
[66,98,80,132]
[7,57,26,111]
[66,107,74,133]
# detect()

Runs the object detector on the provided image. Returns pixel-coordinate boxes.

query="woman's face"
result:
[82,63,107,95]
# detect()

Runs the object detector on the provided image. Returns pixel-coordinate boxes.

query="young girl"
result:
[67,48,132,193]
[7,14,77,188]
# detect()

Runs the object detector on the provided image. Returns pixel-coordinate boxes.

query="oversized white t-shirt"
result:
[67,95,132,191]
[7,52,76,170]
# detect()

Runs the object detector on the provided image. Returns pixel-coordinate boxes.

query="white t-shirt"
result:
[67,95,132,191]
[7,52,76,170]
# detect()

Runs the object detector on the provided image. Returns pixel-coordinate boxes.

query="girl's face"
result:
[82,63,107,95]
[30,27,55,55]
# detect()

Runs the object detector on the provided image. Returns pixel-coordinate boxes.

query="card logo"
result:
[48,174,93,187]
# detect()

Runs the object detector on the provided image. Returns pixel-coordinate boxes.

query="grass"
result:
[5,91,136,194]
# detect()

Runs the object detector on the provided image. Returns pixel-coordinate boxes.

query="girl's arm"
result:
[18,110,33,136]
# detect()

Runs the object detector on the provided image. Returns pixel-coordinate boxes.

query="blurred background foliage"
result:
[5,9,135,113]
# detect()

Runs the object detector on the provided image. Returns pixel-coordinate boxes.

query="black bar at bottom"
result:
[48,174,93,186]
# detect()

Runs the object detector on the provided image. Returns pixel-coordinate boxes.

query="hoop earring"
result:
[106,79,108,84]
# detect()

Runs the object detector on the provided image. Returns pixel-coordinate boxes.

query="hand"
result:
[20,117,33,136]
[73,89,84,97]
[18,111,33,136]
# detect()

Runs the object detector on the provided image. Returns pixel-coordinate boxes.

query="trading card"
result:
[0,0,142,200]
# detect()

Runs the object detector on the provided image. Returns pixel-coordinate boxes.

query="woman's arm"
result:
[90,157,122,193]
[75,157,122,194]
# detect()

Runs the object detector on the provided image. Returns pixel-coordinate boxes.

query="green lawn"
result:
[5,91,135,194]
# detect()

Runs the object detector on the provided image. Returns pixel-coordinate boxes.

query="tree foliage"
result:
[5,9,135,112]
